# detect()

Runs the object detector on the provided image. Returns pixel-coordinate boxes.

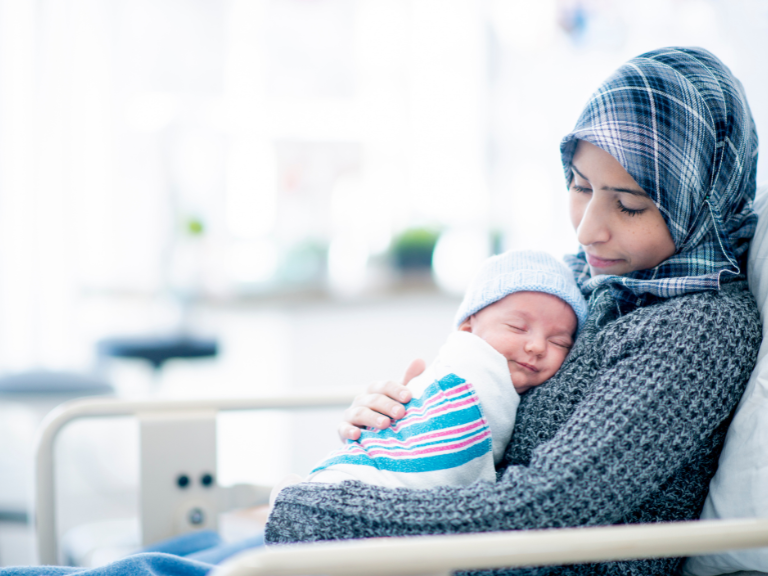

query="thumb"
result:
[403,358,426,386]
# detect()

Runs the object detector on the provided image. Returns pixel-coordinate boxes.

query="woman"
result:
[1,46,759,576]
[265,46,762,575]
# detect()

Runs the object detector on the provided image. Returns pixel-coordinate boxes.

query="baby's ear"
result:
[458,317,473,333]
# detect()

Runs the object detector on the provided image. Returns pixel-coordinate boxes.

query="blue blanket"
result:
[0,531,264,576]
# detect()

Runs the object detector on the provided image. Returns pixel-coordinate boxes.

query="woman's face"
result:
[569,140,676,277]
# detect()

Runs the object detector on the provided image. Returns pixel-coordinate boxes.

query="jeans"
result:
[0,531,266,576]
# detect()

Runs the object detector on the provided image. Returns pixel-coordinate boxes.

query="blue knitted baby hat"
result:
[454,250,589,332]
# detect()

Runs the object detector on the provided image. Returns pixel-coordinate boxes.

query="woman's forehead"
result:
[571,141,651,199]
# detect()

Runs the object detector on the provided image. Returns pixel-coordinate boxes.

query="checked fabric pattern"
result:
[560,46,759,310]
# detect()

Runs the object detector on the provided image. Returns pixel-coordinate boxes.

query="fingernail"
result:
[399,391,409,401]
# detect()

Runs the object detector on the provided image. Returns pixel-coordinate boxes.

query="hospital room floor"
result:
[0,288,459,567]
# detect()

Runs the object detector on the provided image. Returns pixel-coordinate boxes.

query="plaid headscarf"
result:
[560,47,759,311]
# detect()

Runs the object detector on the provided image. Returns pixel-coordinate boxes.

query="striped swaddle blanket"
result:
[308,331,520,489]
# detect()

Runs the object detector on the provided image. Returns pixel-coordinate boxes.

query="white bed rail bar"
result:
[34,393,357,565]
[214,518,768,576]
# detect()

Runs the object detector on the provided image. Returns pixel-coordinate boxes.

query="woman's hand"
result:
[337,358,426,441]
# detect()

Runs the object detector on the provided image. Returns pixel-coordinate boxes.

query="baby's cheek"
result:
[552,351,570,373]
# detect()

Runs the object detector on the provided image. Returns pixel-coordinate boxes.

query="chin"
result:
[589,265,627,277]
[512,380,537,394]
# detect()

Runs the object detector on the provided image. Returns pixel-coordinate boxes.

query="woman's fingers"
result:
[346,396,403,426]
[337,406,388,441]
[336,359,426,442]
[337,422,362,441]
[367,379,412,404]
[336,391,404,441]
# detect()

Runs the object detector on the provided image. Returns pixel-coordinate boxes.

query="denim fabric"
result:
[187,533,264,565]
[140,530,222,557]
[142,529,264,565]
[0,531,265,575]
[0,553,212,576]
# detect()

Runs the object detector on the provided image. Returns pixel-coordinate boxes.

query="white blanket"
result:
[308,331,520,489]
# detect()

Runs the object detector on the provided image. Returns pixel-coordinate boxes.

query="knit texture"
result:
[265,281,760,576]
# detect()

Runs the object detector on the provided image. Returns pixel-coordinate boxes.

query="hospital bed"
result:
[34,186,768,574]
[32,391,768,576]
[34,393,356,566]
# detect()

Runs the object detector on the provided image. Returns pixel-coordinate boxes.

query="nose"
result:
[524,334,547,357]
[575,194,611,247]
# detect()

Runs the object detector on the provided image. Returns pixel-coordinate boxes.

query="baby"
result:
[295,250,587,492]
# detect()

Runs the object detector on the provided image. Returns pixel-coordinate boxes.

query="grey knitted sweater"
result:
[265,282,761,575]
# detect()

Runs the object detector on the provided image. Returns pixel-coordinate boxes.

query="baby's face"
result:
[459,291,577,393]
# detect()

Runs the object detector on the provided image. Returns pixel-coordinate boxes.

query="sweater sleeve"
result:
[264,288,760,543]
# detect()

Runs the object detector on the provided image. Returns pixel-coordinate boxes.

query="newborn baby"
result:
[303,250,588,491]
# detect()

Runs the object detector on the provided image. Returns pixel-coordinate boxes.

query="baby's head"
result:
[454,251,588,394]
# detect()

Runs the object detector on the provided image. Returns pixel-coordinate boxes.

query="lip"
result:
[585,253,625,269]
[515,361,539,373]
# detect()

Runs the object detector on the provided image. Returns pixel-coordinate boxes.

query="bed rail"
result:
[214,518,768,576]
[34,393,356,565]
[36,395,768,575]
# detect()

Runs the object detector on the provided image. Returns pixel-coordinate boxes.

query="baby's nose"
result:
[525,336,546,355]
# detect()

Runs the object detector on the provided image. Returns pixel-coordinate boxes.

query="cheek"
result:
[632,222,676,268]
[489,332,517,355]
[546,348,569,374]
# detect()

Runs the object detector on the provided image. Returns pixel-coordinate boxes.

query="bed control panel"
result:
[138,411,218,546]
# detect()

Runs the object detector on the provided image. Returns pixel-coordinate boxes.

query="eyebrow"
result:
[507,309,532,321]
[571,164,649,198]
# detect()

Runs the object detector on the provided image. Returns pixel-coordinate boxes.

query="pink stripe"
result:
[395,392,477,428]
[366,429,491,459]
[396,383,472,421]
[391,397,478,433]
[319,380,487,465]
[398,384,473,421]
[362,418,486,450]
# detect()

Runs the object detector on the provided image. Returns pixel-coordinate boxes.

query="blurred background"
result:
[1,0,767,566]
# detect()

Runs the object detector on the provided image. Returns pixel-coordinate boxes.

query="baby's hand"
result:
[269,473,304,508]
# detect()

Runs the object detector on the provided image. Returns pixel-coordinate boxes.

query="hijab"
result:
[560,47,759,311]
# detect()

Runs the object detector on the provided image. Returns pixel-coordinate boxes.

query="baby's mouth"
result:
[515,361,539,373]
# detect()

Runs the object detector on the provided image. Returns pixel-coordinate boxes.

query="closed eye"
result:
[617,200,646,217]
[551,340,573,350]
[572,184,592,194]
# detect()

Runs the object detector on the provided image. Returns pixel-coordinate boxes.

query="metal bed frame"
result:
[34,395,768,575]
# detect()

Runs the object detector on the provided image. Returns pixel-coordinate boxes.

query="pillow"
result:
[684,183,768,576]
